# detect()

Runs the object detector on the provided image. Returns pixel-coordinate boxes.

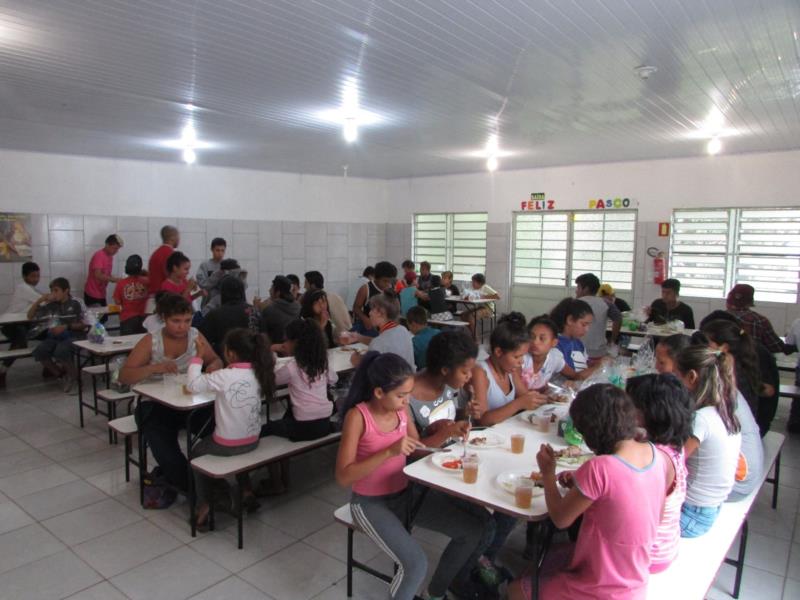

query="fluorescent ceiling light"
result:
[486,156,498,171]
[707,137,722,155]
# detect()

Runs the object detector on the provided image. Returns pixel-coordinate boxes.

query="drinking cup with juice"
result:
[514,478,534,509]
[462,454,479,484]
[510,433,525,454]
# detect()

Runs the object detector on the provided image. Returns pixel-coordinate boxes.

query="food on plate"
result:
[441,459,463,470]
[338,346,357,353]
[548,393,570,404]
[554,445,583,458]
[469,436,488,446]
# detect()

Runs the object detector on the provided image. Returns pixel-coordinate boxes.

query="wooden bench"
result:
[108,415,148,504]
[647,431,785,600]
[95,388,136,443]
[334,504,425,600]
[778,384,800,399]
[190,431,342,548]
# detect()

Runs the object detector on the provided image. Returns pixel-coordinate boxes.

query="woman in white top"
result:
[473,313,546,426]
[676,345,742,538]
[186,329,275,529]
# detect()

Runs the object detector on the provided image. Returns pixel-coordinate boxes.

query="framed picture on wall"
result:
[0,212,33,262]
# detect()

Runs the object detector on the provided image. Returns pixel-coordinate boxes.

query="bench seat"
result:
[428,319,469,329]
[647,431,785,600]
[107,415,146,502]
[778,384,800,399]
[191,431,342,548]
[0,348,33,360]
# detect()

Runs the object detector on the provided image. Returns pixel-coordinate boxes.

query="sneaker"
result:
[476,556,501,588]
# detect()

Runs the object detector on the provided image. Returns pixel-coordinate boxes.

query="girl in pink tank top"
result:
[626,373,693,573]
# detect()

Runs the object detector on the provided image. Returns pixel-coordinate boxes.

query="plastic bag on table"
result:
[87,321,107,344]
[632,336,656,375]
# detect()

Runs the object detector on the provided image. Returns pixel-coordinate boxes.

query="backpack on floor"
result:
[141,467,177,510]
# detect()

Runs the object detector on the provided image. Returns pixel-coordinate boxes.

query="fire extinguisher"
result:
[650,249,666,284]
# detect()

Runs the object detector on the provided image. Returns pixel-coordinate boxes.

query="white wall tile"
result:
[232,233,258,261]
[29,214,48,244]
[305,245,327,269]
[282,234,305,259]
[282,259,305,276]
[258,221,282,243]
[177,218,206,233]
[258,247,283,271]
[0,263,15,294]
[348,246,368,270]
[205,220,232,250]
[367,236,385,257]
[328,223,347,235]
[327,235,347,259]
[232,220,258,234]
[148,217,175,249]
[386,223,406,247]
[83,216,118,247]
[32,245,50,272]
[49,215,83,231]
[178,232,206,264]
[348,223,367,244]
[50,261,86,294]
[305,222,327,244]
[327,258,348,283]
[282,221,304,234]
[49,230,84,262]
[117,216,148,231]
[118,231,149,265]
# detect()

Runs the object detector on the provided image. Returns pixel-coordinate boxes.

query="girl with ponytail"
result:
[675,345,742,537]
[336,352,488,600]
[186,328,275,531]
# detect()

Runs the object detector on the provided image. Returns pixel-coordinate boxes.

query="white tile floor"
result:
[0,360,798,600]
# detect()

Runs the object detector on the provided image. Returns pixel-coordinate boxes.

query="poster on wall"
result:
[0,213,33,262]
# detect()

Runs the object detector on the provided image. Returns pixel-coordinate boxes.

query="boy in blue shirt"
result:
[407,306,440,370]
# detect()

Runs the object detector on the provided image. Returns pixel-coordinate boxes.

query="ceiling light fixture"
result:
[634,65,658,80]
[707,137,722,155]
[180,123,198,164]
[485,133,501,172]
[486,156,498,171]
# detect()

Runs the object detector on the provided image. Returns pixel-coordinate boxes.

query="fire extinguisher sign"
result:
[658,223,670,236]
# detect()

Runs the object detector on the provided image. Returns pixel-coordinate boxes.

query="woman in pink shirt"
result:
[626,373,693,573]
[510,384,673,600]
[335,352,488,600]
[160,251,205,303]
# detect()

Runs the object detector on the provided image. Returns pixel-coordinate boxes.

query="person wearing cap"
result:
[112,255,149,335]
[598,283,631,313]
[260,275,300,344]
[647,278,695,329]
[84,234,123,309]
[726,283,785,353]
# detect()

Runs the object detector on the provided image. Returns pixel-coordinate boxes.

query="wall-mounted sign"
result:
[521,192,555,211]
[588,197,637,209]
[658,223,670,237]
[0,213,33,262]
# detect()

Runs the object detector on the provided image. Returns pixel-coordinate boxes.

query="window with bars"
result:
[413,213,488,280]
[670,208,800,303]
[512,210,637,290]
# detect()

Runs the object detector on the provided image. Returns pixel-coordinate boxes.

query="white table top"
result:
[134,344,369,411]
[72,334,145,356]
[404,412,575,521]
[614,325,697,338]
[445,297,496,306]
[0,312,36,325]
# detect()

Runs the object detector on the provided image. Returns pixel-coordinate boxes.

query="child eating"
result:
[509,384,671,600]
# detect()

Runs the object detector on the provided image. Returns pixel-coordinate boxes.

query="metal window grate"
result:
[413,212,488,278]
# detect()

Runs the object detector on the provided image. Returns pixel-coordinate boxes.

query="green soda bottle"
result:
[563,416,584,446]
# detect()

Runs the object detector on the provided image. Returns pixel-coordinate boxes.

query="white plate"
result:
[430,453,464,472]
[495,471,545,495]
[555,453,593,468]
[464,431,506,450]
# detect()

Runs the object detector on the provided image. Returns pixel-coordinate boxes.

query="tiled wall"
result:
[0,214,387,312]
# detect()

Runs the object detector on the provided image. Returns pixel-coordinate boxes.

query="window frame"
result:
[511,208,638,291]
[669,206,800,304]
[412,211,488,280]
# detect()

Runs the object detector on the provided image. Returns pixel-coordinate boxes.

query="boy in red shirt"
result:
[146,225,180,311]
[113,255,149,335]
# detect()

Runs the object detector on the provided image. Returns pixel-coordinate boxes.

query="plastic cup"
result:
[462,454,479,484]
[534,416,550,433]
[510,433,525,454]
[514,478,534,509]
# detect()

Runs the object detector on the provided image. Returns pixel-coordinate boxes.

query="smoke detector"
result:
[634,65,658,80]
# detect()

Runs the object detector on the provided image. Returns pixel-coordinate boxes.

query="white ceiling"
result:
[0,0,798,178]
